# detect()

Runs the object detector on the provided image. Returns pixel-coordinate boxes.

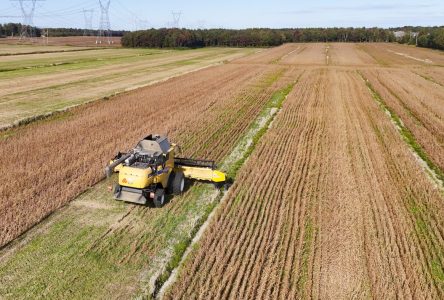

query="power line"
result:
[112,0,151,30]
[83,9,94,36]
[34,0,94,16]
[133,17,150,31]
[113,0,140,20]
[36,7,90,29]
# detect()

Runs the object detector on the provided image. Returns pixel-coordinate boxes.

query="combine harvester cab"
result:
[106,134,227,207]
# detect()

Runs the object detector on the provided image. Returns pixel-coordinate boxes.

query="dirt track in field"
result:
[165,43,444,299]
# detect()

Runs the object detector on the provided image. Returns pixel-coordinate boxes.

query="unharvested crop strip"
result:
[155,79,297,299]
[359,72,444,189]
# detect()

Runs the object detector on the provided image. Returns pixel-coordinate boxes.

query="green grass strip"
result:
[226,81,297,180]
[359,72,444,184]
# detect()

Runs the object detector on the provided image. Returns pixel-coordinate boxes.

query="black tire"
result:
[113,183,122,194]
[153,189,165,208]
[169,171,185,195]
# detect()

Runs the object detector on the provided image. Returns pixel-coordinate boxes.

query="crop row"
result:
[363,68,444,180]
[165,69,444,299]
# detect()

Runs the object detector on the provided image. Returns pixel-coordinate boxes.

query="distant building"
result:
[393,31,418,40]
[393,31,406,39]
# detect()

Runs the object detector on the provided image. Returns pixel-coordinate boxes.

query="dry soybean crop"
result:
[1,43,444,299]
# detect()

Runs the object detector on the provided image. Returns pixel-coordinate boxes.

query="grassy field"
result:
[0,44,255,129]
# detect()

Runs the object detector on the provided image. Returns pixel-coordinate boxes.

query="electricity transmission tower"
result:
[96,0,111,44]
[83,9,94,36]
[10,0,45,40]
[171,11,182,28]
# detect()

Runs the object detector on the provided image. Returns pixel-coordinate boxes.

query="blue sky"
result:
[1,0,443,30]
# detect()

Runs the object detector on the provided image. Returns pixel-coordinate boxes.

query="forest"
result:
[121,28,396,48]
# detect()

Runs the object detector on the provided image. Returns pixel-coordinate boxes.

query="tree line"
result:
[42,27,127,37]
[0,23,126,38]
[0,23,40,37]
[122,28,396,48]
[392,26,444,50]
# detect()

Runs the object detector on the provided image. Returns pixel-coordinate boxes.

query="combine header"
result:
[105,134,227,207]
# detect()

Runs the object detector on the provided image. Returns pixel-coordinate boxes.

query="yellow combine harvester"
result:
[105,134,227,207]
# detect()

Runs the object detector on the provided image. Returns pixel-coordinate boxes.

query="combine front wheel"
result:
[169,171,185,195]
[153,189,165,208]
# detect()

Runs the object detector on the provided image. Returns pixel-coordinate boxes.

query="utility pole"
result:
[10,0,45,40]
[83,9,94,36]
[96,0,111,45]
[44,28,48,44]
[171,11,182,28]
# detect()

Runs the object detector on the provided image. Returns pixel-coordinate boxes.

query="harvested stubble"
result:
[233,44,300,64]
[165,68,444,299]
[329,43,377,66]
[359,43,444,66]
[278,43,327,66]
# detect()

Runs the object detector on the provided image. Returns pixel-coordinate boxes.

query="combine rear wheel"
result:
[153,189,165,208]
